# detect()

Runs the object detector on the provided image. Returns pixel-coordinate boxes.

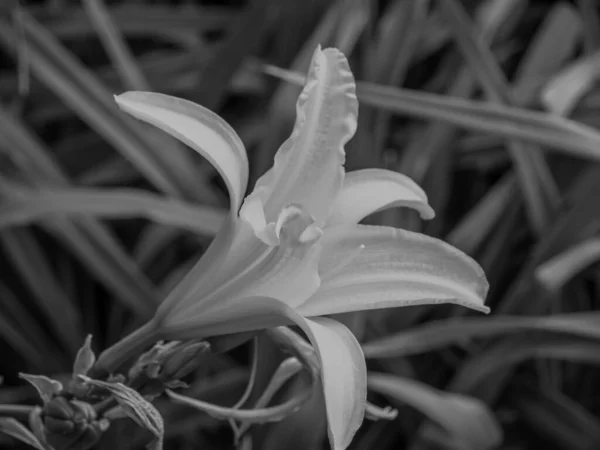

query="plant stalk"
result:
[92,320,161,376]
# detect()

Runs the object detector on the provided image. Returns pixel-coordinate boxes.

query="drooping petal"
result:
[298,317,366,450]
[161,297,367,450]
[326,169,435,226]
[296,225,489,317]
[240,46,358,243]
[115,91,248,213]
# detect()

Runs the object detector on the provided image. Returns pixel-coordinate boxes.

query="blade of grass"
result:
[446,172,516,254]
[0,11,207,201]
[0,228,82,357]
[31,4,235,47]
[535,237,600,291]
[368,372,502,450]
[440,0,559,234]
[0,283,59,370]
[363,311,600,359]
[191,0,274,111]
[447,2,581,256]
[0,105,160,316]
[368,0,429,162]
[542,49,600,116]
[0,184,225,234]
[517,387,600,449]
[82,0,149,91]
[450,336,600,394]
[576,0,600,53]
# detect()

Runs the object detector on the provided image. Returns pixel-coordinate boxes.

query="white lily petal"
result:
[298,317,366,450]
[115,91,248,212]
[163,298,367,450]
[327,169,435,226]
[240,46,357,241]
[156,216,244,322]
[297,225,489,317]
[163,207,323,330]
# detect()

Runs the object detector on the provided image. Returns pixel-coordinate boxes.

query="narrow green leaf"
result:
[0,106,159,316]
[535,237,600,291]
[79,376,164,450]
[542,49,600,116]
[19,373,63,404]
[82,0,150,91]
[450,336,600,393]
[363,312,600,358]
[73,335,96,377]
[440,0,559,234]
[166,387,310,425]
[0,229,82,355]
[0,184,225,235]
[0,12,204,201]
[577,0,600,53]
[368,372,502,450]
[0,282,55,369]
[0,418,45,450]
[192,0,273,111]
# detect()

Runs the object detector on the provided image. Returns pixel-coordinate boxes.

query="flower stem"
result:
[92,320,161,376]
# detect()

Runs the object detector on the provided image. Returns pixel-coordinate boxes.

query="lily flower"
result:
[96,47,488,450]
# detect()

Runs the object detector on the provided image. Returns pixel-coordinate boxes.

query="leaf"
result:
[19,373,63,405]
[0,11,204,200]
[0,106,160,318]
[78,376,163,450]
[368,372,502,450]
[542,48,600,116]
[73,335,96,377]
[440,0,559,234]
[535,237,600,291]
[166,384,311,424]
[0,184,225,235]
[192,0,273,111]
[0,418,45,450]
[0,228,83,356]
[0,282,53,369]
[82,0,150,91]
[362,311,600,358]
[450,336,600,393]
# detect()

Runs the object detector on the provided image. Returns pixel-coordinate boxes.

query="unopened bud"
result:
[128,340,210,397]
[42,396,109,450]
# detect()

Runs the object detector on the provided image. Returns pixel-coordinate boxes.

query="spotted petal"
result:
[297,225,489,317]
[326,169,435,226]
[240,46,358,243]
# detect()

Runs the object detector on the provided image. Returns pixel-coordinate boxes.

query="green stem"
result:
[92,320,161,376]
[0,404,33,420]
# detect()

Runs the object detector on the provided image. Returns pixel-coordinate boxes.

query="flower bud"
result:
[128,340,209,397]
[42,397,109,450]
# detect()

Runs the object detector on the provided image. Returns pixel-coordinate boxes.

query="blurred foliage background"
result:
[1,0,600,449]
